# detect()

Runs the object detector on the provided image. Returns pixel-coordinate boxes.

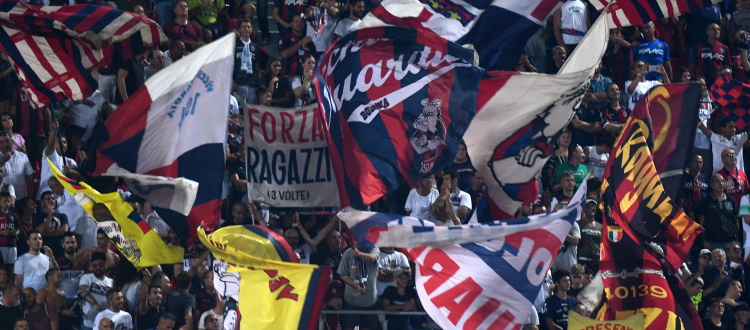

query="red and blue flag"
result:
[93,34,234,246]
[315,25,483,207]
[0,1,166,109]
[711,75,750,130]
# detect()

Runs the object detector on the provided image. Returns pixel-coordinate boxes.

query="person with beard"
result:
[93,290,132,329]
[14,230,59,291]
[333,0,364,40]
[55,232,84,310]
[80,252,113,330]
[76,230,120,276]
[21,287,58,330]
[136,275,165,330]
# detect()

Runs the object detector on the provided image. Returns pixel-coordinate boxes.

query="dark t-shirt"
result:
[259,75,293,107]
[114,59,145,105]
[311,248,342,281]
[444,160,474,192]
[544,295,578,328]
[32,212,69,257]
[166,290,196,329]
[382,286,417,330]
[0,303,21,330]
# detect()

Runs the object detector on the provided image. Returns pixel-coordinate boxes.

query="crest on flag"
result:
[608,226,623,242]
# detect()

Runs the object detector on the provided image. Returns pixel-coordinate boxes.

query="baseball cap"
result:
[700,249,711,256]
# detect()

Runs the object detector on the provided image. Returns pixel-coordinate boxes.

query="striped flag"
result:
[338,181,586,329]
[0,1,166,109]
[590,0,721,27]
[358,0,565,70]
[93,34,233,246]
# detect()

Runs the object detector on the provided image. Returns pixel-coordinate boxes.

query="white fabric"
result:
[623,79,662,111]
[60,259,84,299]
[80,274,113,328]
[295,243,314,264]
[560,0,587,45]
[551,221,580,273]
[57,190,88,232]
[584,145,608,179]
[145,211,171,235]
[13,253,50,291]
[334,18,360,37]
[1,183,15,198]
[228,95,239,115]
[93,309,133,329]
[710,132,748,173]
[2,151,32,199]
[122,280,142,314]
[291,76,316,108]
[740,195,750,260]
[449,189,472,212]
[404,188,439,221]
[240,39,254,74]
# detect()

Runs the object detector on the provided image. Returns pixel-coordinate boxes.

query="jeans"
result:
[234,85,258,107]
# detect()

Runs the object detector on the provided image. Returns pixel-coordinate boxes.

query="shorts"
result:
[340,302,380,329]
[0,246,16,264]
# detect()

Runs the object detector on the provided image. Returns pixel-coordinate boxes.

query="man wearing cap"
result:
[577,198,602,270]
[80,252,113,330]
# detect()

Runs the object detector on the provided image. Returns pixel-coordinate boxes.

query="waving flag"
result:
[590,0,720,27]
[463,8,609,220]
[199,226,329,330]
[711,75,750,130]
[94,34,233,246]
[596,87,703,329]
[316,25,483,207]
[339,181,585,329]
[634,83,702,201]
[48,156,184,269]
[358,0,565,70]
[0,1,166,109]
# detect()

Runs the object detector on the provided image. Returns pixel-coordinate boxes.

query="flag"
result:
[358,0,565,70]
[463,7,609,220]
[47,156,184,269]
[315,25,483,207]
[94,34,234,246]
[0,2,166,109]
[590,0,721,27]
[115,173,198,216]
[339,182,586,329]
[596,88,703,329]
[711,75,750,130]
[631,83,702,202]
[199,226,329,330]
[244,104,339,207]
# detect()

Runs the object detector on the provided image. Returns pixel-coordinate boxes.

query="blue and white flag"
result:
[339,181,586,330]
[358,0,565,70]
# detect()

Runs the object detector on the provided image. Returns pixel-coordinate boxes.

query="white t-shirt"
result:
[560,0,587,45]
[334,18,360,38]
[551,221,581,273]
[80,274,113,328]
[14,253,51,291]
[623,80,662,111]
[694,97,712,149]
[2,151,32,199]
[404,188,439,221]
[710,132,748,173]
[295,243,314,265]
[94,309,133,329]
[450,189,472,212]
[585,146,609,179]
[291,75,316,108]
[376,250,410,295]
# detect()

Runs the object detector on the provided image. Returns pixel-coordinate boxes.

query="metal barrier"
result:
[319,309,434,330]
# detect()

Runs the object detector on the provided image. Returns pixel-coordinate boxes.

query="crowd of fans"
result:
[2,0,750,329]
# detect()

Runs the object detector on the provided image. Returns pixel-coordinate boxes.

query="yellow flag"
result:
[199,226,331,330]
[47,157,184,269]
[570,311,644,330]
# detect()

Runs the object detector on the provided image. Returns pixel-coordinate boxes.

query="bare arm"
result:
[273,7,290,29]
[552,9,565,51]
[697,123,712,139]
[565,234,580,246]
[116,68,129,102]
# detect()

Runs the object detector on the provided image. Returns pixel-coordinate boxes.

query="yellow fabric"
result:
[570,311,644,330]
[198,227,328,330]
[47,156,184,269]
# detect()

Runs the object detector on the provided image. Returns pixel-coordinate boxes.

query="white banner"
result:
[245,104,339,207]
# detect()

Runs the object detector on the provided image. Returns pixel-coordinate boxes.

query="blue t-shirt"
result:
[632,39,671,81]
[544,295,578,328]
